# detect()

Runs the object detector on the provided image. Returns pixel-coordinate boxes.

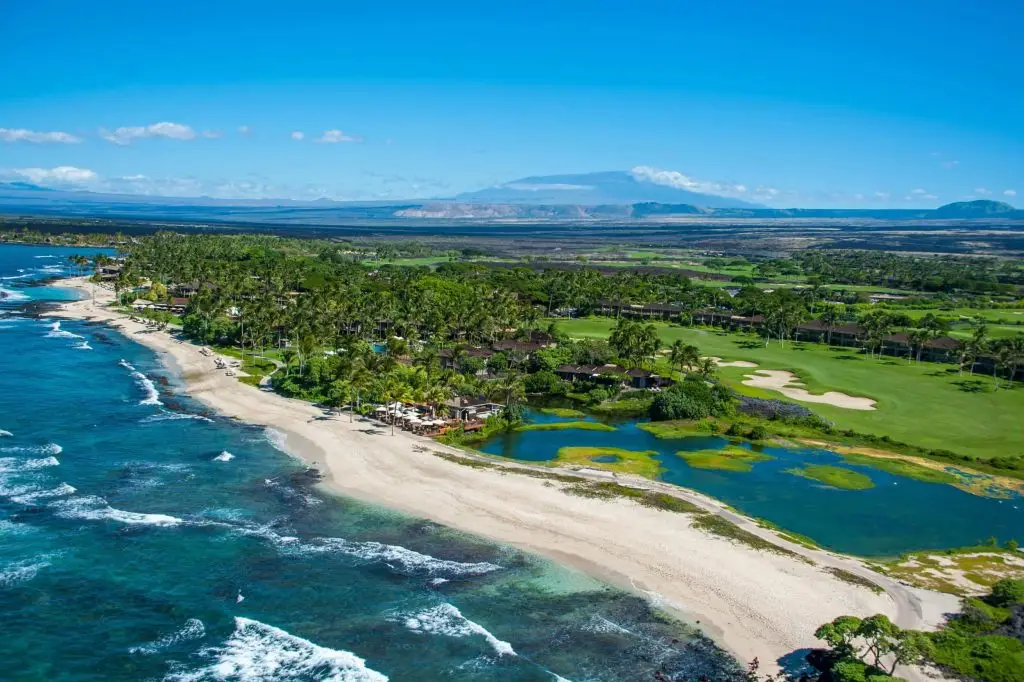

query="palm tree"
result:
[906,329,930,364]
[281,348,297,377]
[488,371,526,425]
[819,304,842,346]
[668,340,700,375]
[696,357,718,378]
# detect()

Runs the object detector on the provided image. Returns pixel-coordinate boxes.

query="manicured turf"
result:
[555,446,664,478]
[515,421,616,432]
[552,317,1024,460]
[538,407,587,418]
[786,465,875,490]
[839,453,959,486]
[678,446,775,472]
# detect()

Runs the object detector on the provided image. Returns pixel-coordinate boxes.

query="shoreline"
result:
[47,277,958,674]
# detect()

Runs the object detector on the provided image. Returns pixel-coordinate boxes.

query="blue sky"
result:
[1,0,1021,207]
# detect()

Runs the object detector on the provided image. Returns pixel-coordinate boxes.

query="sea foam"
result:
[165,616,388,682]
[120,359,162,406]
[44,320,84,339]
[213,451,235,462]
[0,429,12,437]
[50,495,183,527]
[130,618,206,655]
[0,452,61,469]
[141,411,213,424]
[0,555,55,588]
[292,537,502,577]
[0,287,28,301]
[402,603,516,657]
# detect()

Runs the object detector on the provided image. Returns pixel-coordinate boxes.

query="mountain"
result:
[0,182,54,192]
[932,200,1020,219]
[454,171,764,208]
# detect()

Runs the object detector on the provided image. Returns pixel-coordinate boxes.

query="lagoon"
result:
[479,411,1023,557]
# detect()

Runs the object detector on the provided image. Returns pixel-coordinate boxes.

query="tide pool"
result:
[0,244,740,681]
[479,412,1023,557]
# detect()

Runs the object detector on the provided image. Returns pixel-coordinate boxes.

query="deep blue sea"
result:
[0,245,739,682]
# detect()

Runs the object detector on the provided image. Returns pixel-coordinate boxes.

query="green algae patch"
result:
[786,464,875,490]
[637,420,705,439]
[678,446,774,472]
[556,446,663,478]
[538,407,588,418]
[516,421,616,432]
[839,452,959,486]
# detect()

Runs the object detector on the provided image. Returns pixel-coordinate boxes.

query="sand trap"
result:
[742,370,877,410]
[707,356,759,368]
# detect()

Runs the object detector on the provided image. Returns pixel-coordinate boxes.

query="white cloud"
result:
[941,160,959,169]
[0,128,81,144]
[291,131,305,141]
[910,188,928,195]
[904,191,938,201]
[629,166,749,198]
[318,129,360,143]
[11,166,98,185]
[1005,189,1017,197]
[874,191,890,200]
[99,121,197,145]
[975,187,991,195]
[201,130,223,139]
[237,125,252,135]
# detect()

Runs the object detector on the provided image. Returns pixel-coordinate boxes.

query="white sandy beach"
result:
[49,278,956,675]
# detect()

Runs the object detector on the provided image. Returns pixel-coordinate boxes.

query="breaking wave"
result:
[213,451,235,462]
[130,618,206,655]
[264,427,289,453]
[0,429,12,437]
[120,359,162,405]
[49,495,183,527]
[45,320,84,340]
[140,411,214,424]
[164,616,388,681]
[401,603,515,657]
[9,482,77,505]
[0,452,61,469]
[250,525,502,577]
[0,554,56,588]
[0,287,28,301]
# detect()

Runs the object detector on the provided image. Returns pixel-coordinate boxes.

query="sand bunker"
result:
[742,370,877,410]
[707,356,759,368]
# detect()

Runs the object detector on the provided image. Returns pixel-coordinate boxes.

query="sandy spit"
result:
[48,278,956,675]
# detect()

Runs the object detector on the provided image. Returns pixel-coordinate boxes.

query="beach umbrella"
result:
[375,406,387,412]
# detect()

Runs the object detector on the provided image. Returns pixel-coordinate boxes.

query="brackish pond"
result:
[479,411,1023,557]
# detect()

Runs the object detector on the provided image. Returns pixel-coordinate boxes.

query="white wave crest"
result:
[120,359,162,405]
[0,430,12,437]
[294,537,501,577]
[0,555,54,588]
[1,273,30,280]
[45,320,84,339]
[0,287,28,301]
[165,616,388,682]
[74,340,93,350]
[50,495,183,527]
[213,451,235,462]
[33,255,57,259]
[264,427,289,453]
[141,411,214,424]
[0,453,61,470]
[130,618,206,655]
[10,482,77,505]
[402,603,515,657]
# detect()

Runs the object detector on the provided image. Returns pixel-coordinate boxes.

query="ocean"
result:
[0,244,739,681]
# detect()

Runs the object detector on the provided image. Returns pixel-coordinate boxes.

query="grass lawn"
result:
[515,421,616,432]
[538,407,587,418]
[551,317,1024,460]
[786,464,875,490]
[678,446,775,472]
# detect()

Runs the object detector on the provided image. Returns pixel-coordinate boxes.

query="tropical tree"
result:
[668,340,701,375]
[488,371,526,424]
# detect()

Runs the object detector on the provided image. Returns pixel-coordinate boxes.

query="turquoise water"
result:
[0,244,740,681]
[480,411,1023,557]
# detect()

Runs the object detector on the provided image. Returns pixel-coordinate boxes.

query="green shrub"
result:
[989,578,1024,607]
[649,378,732,421]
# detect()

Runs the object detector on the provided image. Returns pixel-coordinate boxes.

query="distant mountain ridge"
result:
[454,171,764,208]
[0,183,1020,223]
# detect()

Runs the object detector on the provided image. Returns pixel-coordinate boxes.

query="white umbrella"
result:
[375,406,387,413]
